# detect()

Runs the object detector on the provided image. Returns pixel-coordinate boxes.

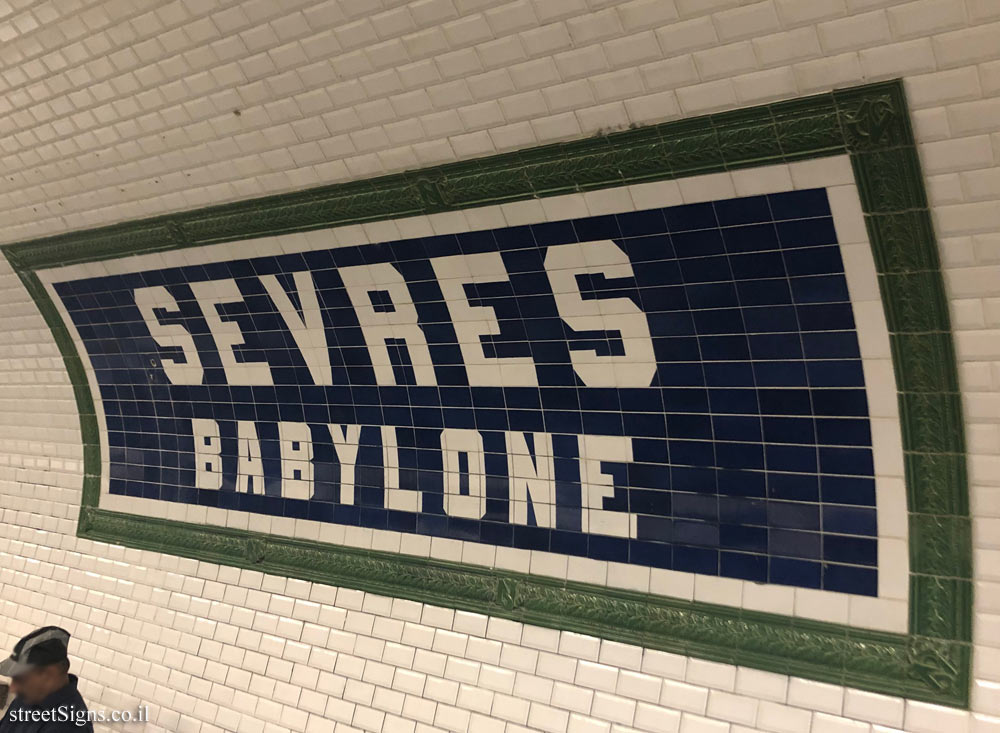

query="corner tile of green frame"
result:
[834,79,915,153]
[904,637,971,707]
[77,505,96,533]
[1,246,26,273]
[412,169,468,211]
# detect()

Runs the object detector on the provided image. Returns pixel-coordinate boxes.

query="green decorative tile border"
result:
[2,80,971,707]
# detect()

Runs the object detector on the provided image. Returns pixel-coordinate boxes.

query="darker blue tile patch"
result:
[823,505,877,536]
[57,186,881,596]
[721,551,768,582]
[714,195,772,226]
[775,217,839,249]
[823,564,877,596]
[768,501,820,531]
[770,529,821,560]
[770,557,822,589]
[665,202,717,232]
[767,188,831,220]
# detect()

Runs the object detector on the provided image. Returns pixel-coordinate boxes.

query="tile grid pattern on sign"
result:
[46,158,910,633]
[0,0,997,731]
[52,187,880,596]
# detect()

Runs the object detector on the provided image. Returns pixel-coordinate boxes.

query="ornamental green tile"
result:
[910,575,973,641]
[905,452,969,516]
[910,514,973,579]
[899,392,965,454]
[905,638,970,707]
[852,148,928,213]
[835,81,914,153]
[867,211,941,274]
[890,333,960,393]
[880,270,951,333]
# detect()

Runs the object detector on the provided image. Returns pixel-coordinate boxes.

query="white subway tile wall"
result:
[0,1,998,732]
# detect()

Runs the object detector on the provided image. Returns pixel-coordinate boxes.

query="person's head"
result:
[0,627,72,705]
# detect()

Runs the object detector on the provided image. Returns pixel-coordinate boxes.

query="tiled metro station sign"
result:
[4,81,971,707]
[54,186,882,592]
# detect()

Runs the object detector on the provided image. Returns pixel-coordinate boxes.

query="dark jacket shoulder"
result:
[0,676,93,733]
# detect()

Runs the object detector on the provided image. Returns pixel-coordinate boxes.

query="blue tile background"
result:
[54,187,879,595]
